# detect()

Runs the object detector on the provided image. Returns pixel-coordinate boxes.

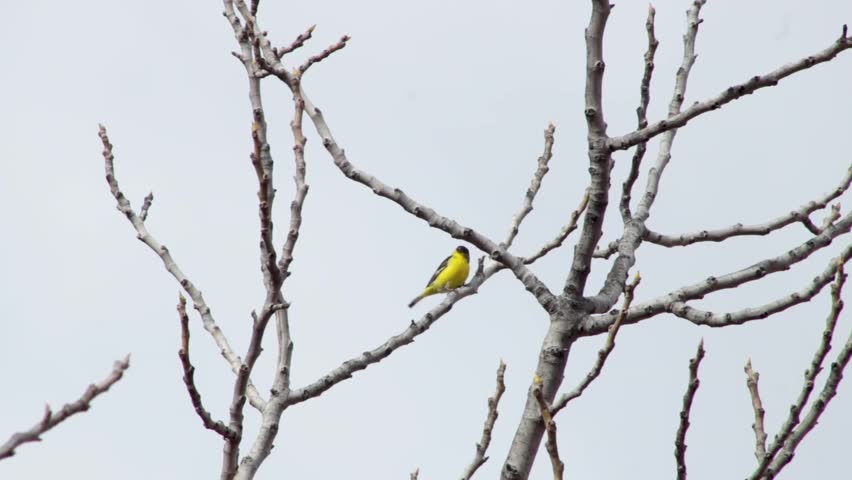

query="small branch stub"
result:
[744,358,767,463]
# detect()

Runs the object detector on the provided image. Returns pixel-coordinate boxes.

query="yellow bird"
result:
[408,246,471,308]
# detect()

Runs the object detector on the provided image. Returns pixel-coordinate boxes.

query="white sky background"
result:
[2,0,852,478]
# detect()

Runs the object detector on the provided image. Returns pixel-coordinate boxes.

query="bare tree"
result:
[94,0,852,479]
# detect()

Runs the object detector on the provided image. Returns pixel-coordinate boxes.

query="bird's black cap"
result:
[456,245,470,259]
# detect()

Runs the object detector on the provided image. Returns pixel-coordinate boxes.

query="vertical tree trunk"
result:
[502,314,577,479]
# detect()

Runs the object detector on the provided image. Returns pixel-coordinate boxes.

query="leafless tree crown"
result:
[6,0,847,478]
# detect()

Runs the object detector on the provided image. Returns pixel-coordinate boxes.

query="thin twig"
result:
[620,4,658,222]
[177,295,235,440]
[250,115,282,291]
[533,376,564,480]
[504,123,557,248]
[410,468,419,480]
[0,356,130,460]
[278,86,309,279]
[675,339,705,480]
[744,359,767,463]
[648,165,850,247]
[523,189,590,265]
[551,272,641,415]
[597,164,852,258]
[460,361,507,480]
[298,35,350,75]
[275,25,315,58]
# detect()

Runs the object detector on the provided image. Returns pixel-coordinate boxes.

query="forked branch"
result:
[583,215,852,334]
[98,125,266,411]
[551,272,641,415]
[522,190,589,265]
[609,26,852,151]
[177,295,235,440]
[749,264,848,479]
[584,0,706,314]
[620,4,658,222]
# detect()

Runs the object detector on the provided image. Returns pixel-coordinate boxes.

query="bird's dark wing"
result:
[425,255,452,288]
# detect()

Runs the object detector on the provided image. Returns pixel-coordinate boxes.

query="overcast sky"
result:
[3,1,852,479]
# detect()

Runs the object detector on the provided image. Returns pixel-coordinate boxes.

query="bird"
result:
[408,245,471,308]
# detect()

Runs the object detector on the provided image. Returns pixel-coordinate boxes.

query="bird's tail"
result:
[409,286,439,308]
[408,294,426,308]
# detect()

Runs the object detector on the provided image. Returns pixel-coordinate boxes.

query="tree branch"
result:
[620,4,658,223]
[595,162,852,261]
[245,13,557,313]
[226,300,287,480]
[225,5,304,478]
[177,295,235,440]
[262,25,575,305]
[274,24,315,59]
[551,272,640,415]
[460,361,507,480]
[223,16,595,479]
[284,259,494,407]
[582,0,706,314]
[744,359,767,463]
[298,35,350,75]
[500,2,615,476]
[674,340,705,480]
[98,124,266,412]
[583,213,852,334]
[646,166,852,247]
[522,189,589,265]
[0,356,130,460]
[562,0,612,301]
[250,114,282,291]
[609,27,852,151]
[504,123,557,248]
[299,90,556,310]
[750,263,847,480]
[765,320,852,479]
[278,90,309,280]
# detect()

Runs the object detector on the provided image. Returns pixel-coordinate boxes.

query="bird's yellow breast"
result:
[431,251,470,290]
